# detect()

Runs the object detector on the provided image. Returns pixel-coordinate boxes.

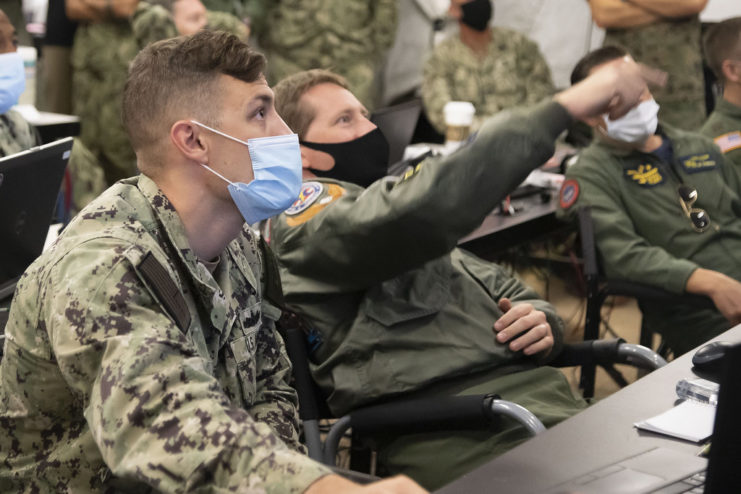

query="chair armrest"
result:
[604,279,714,309]
[551,338,666,370]
[321,395,545,466]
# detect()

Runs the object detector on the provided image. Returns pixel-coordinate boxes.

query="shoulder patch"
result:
[714,132,741,154]
[679,154,717,174]
[285,183,346,227]
[285,181,323,215]
[559,179,579,209]
[624,163,664,187]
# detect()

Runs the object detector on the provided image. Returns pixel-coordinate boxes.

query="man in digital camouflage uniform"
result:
[67,0,247,185]
[0,31,426,494]
[421,0,554,135]
[248,0,397,109]
[700,17,741,169]
[267,62,650,489]
[0,8,105,214]
[587,0,708,130]
[559,46,741,357]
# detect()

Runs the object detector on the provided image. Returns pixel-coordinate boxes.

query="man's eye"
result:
[254,108,266,120]
[337,115,350,124]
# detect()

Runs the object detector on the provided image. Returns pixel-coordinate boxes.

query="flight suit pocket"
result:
[362,260,451,327]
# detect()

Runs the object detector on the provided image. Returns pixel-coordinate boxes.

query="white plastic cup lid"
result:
[444,101,475,126]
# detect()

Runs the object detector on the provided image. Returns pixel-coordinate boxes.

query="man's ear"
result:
[171,120,209,164]
[721,59,741,84]
[299,145,313,170]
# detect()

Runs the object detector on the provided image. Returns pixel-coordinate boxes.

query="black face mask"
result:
[301,127,390,188]
[460,0,493,32]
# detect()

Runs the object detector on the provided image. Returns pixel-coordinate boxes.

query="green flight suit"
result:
[559,125,741,356]
[700,97,741,170]
[264,101,587,490]
[603,16,706,131]
[0,175,329,492]
[422,27,555,135]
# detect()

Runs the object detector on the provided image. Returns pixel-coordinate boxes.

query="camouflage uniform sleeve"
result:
[515,34,555,105]
[370,0,397,56]
[68,138,106,214]
[131,2,179,49]
[421,41,455,134]
[559,155,698,294]
[47,239,329,492]
[0,110,39,157]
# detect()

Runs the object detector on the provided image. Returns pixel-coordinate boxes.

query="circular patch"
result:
[286,181,323,216]
[559,179,580,209]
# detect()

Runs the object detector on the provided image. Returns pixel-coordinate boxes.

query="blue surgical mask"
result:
[0,52,25,114]
[192,120,302,225]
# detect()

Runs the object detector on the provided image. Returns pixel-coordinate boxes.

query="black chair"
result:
[278,313,666,469]
[576,205,714,398]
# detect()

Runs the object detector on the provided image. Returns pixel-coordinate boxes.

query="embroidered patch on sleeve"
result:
[679,154,717,174]
[285,181,324,216]
[714,132,741,154]
[624,164,664,186]
[285,183,346,227]
[559,179,579,209]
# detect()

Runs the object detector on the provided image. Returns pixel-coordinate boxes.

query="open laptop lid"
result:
[705,342,741,492]
[0,137,73,298]
[371,99,422,167]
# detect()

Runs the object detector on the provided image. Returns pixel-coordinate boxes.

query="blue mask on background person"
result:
[192,120,302,225]
[0,52,26,114]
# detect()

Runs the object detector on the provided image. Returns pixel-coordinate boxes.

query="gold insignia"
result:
[682,154,716,170]
[626,164,663,185]
[285,183,346,226]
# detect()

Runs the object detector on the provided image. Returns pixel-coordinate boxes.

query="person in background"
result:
[586,0,708,130]
[559,46,741,357]
[66,0,247,186]
[248,0,397,109]
[39,0,78,114]
[0,8,105,214]
[0,30,426,494]
[267,58,648,489]
[701,16,741,169]
[421,0,554,135]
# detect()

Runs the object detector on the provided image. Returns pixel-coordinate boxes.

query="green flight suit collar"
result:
[715,97,741,120]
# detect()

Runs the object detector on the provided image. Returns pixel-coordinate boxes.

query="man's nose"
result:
[356,116,377,138]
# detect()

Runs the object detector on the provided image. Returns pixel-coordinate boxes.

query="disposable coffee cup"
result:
[444,101,475,146]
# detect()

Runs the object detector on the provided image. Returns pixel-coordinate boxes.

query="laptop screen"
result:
[0,137,73,291]
[371,99,421,167]
[705,342,741,492]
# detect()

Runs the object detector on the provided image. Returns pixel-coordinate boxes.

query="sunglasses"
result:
[677,185,711,233]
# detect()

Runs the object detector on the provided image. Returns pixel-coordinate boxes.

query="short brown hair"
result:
[704,17,741,82]
[570,46,628,85]
[122,30,265,164]
[273,69,349,140]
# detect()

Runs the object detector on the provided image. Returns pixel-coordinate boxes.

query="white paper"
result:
[634,400,715,443]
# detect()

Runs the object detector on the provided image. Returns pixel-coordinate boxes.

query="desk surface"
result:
[457,192,562,259]
[437,324,741,493]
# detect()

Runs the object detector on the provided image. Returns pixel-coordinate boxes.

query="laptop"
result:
[539,343,741,494]
[0,137,73,303]
[371,99,422,168]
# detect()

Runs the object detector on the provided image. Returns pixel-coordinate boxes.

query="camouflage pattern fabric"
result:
[250,0,397,108]
[0,109,38,157]
[604,16,706,131]
[68,137,107,214]
[422,27,555,135]
[71,3,247,186]
[700,97,741,170]
[0,174,330,492]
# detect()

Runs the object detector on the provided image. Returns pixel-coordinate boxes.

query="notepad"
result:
[634,400,716,443]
